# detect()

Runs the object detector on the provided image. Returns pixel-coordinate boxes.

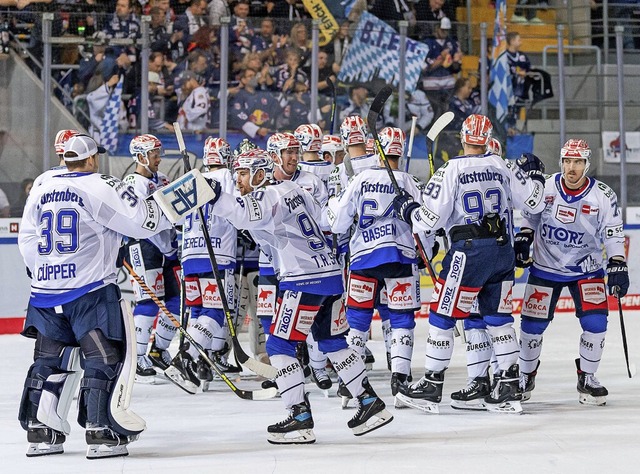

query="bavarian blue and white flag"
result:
[488,0,512,123]
[100,76,123,154]
[338,12,429,93]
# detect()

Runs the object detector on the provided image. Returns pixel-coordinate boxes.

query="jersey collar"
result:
[555,173,595,203]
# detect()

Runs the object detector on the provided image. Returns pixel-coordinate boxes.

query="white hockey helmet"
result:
[233,148,274,189]
[487,137,503,157]
[294,123,323,153]
[560,138,591,178]
[203,137,231,166]
[54,129,80,156]
[340,115,368,148]
[266,132,300,164]
[379,127,406,157]
[460,114,492,147]
[320,134,344,163]
[129,134,164,164]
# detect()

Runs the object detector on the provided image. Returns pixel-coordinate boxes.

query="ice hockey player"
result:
[206,148,393,443]
[164,137,239,394]
[295,123,335,188]
[122,135,181,381]
[18,134,172,458]
[32,129,80,188]
[327,127,422,401]
[515,138,628,406]
[393,114,546,413]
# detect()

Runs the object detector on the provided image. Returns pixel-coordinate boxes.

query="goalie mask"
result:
[487,137,503,157]
[460,114,492,147]
[203,137,231,167]
[379,127,406,157]
[129,134,164,173]
[560,138,591,179]
[340,115,368,148]
[294,123,323,153]
[233,148,275,190]
[234,138,258,157]
[54,129,80,158]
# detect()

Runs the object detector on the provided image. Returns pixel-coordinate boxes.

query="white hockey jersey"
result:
[19,172,171,307]
[327,152,379,197]
[214,180,343,295]
[297,160,335,190]
[181,167,237,274]
[124,171,178,257]
[410,153,546,237]
[327,167,421,270]
[32,165,68,188]
[523,173,625,281]
[291,168,328,206]
[177,85,210,132]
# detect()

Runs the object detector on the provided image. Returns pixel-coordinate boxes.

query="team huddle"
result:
[17,112,629,459]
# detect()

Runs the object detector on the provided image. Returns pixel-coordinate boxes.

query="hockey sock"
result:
[464,328,492,379]
[518,330,544,374]
[346,328,369,356]
[306,333,327,370]
[381,318,392,354]
[154,312,178,350]
[328,347,367,398]
[424,326,455,373]
[486,323,519,371]
[270,354,306,409]
[187,317,223,359]
[579,331,606,374]
[133,315,155,356]
[390,328,413,375]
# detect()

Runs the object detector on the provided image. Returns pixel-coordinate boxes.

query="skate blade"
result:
[486,400,523,414]
[267,429,316,445]
[135,374,160,384]
[26,443,64,457]
[352,409,394,436]
[86,444,129,459]
[521,391,532,402]
[394,393,440,414]
[164,367,199,394]
[578,394,607,406]
[394,395,410,409]
[365,363,373,371]
[450,399,487,411]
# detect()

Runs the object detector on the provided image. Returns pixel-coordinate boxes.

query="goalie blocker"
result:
[153,169,217,223]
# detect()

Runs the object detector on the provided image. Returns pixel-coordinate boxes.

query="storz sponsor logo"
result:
[131,246,142,268]
[449,253,464,282]
[279,306,294,334]
[541,223,585,246]
[440,286,456,313]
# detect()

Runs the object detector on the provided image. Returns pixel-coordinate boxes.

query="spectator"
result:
[10,178,34,218]
[147,56,175,132]
[414,0,445,40]
[208,0,230,26]
[448,77,481,131]
[288,22,311,67]
[0,185,9,217]
[505,31,531,134]
[406,89,434,132]
[187,25,222,90]
[240,52,274,90]
[267,0,308,20]
[177,70,210,132]
[149,6,171,54]
[229,67,285,138]
[101,0,141,42]
[251,18,286,66]
[272,47,309,94]
[370,0,415,26]
[86,73,123,141]
[323,20,352,70]
[511,0,545,24]
[420,17,462,120]
[174,0,208,41]
[144,0,176,31]
[229,0,255,64]
[172,49,209,95]
[173,0,191,16]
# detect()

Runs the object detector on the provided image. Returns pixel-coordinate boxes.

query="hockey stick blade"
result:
[427,111,455,142]
[173,121,187,153]
[368,85,393,125]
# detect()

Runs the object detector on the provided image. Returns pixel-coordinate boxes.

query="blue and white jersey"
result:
[124,171,178,258]
[327,167,421,270]
[410,153,546,237]
[327,152,379,197]
[181,167,237,275]
[523,173,625,281]
[32,165,68,188]
[291,168,328,206]
[297,160,335,190]
[19,172,171,307]
[213,180,343,295]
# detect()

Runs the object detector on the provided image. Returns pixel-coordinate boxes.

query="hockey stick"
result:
[173,123,278,380]
[123,261,278,400]
[615,291,633,378]
[426,111,455,178]
[404,116,417,172]
[367,86,437,284]
[327,76,337,134]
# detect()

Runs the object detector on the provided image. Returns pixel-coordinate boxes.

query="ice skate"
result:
[450,375,491,411]
[395,370,444,414]
[135,355,158,383]
[212,350,241,375]
[348,378,394,436]
[485,364,523,414]
[267,398,315,445]
[520,361,540,402]
[26,421,65,457]
[148,340,172,372]
[164,348,200,394]
[337,379,356,409]
[363,345,375,371]
[310,366,332,393]
[576,359,608,406]
[85,424,137,459]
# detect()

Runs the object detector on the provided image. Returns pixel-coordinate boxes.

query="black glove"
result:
[517,153,545,184]
[514,228,534,268]
[393,191,420,226]
[607,257,629,298]
[238,229,257,251]
[204,178,222,206]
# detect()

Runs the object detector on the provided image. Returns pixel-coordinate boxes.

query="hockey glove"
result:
[607,257,629,297]
[517,153,545,185]
[393,191,420,226]
[204,178,222,206]
[514,228,534,268]
[238,229,257,251]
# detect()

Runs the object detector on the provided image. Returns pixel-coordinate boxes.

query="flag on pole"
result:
[488,0,512,123]
[100,76,123,154]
